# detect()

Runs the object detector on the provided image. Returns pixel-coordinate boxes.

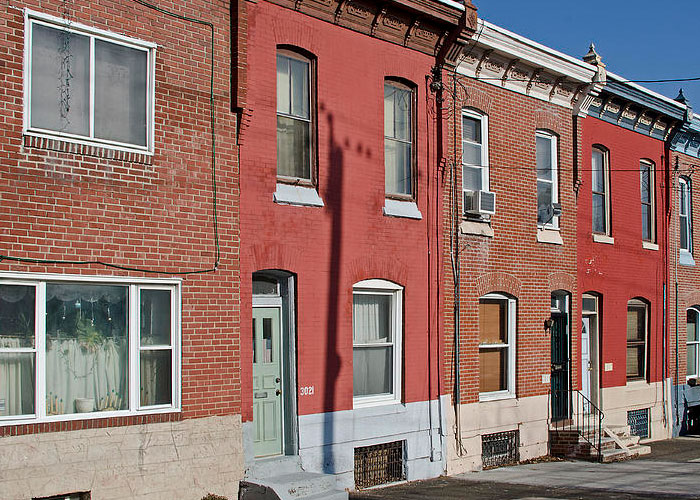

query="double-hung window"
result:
[384,81,414,197]
[462,109,489,195]
[591,147,611,235]
[687,308,700,379]
[0,275,180,422]
[277,50,313,182]
[25,11,155,152]
[640,160,655,242]
[680,177,693,255]
[478,293,516,399]
[352,280,402,407]
[536,131,558,228]
[626,299,648,381]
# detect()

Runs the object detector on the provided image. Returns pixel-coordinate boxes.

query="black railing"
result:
[552,389,605,462]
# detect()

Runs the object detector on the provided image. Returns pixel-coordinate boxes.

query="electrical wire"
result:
[1,0,220,275]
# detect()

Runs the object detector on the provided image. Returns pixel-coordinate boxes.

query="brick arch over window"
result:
[535,109,559,132]
[249,242,305,274]
[548,272,575,293]
[347,256,409,290]
[459,85,494,116]
[684,291,700,309]
[475,272,522,298]
[271,22,322,55]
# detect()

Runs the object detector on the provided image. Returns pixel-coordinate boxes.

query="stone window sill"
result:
[460,220,493,238]
[642,241,659,251]
[592,233,614,245]
[383,199,422,220]
[537,227,563,245]
[273,183,324,207]
[680,250,696,267]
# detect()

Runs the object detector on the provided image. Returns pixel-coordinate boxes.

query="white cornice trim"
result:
[475,20,595,83]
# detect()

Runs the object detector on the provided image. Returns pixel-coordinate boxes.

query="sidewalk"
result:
[350,437,700,500]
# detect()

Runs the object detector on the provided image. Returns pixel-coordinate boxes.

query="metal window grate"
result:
[34,493,90,500]
[628,408,650,439]
[482,430,519,468]
[354,441,405,489]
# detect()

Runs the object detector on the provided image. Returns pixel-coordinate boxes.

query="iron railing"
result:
[552,389,605,462]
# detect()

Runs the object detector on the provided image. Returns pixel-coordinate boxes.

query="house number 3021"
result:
[299,386,315,396]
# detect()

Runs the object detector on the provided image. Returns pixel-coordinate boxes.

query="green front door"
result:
[252,307,283,457]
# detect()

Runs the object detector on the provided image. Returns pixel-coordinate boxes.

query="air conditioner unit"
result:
[463,190,496,216]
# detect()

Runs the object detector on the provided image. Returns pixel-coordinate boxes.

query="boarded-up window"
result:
[479,296,514,394]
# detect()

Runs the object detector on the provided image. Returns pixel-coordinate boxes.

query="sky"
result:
[476,1,700,109]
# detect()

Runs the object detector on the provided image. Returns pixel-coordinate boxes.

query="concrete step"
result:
[601,448,629,463]
[303,490,348,500]
[247,471,346,500]
[628,444,652,457]
[247,456,303,480]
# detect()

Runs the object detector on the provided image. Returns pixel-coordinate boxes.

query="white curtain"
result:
[45,338,127,415]
[353,295,392,397]
[0,337,35,417]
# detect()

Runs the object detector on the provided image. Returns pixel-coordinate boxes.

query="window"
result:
[536,131,558,227]
[25,11,154,152]
[277,50,313,182]
[384,81,414,197]
[462,109,489,194]
[626,299,648,381]
[0,276,180,423]
[688,308,700,379]
[478,293,516,399]
[680,177,693,253]
[640,160,655,242]
[591,147,610,234]
[352,280,402,406]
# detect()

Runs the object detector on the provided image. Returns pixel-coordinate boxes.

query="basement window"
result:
[354,441,405,489]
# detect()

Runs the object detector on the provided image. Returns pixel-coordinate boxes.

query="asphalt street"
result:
[350,437,700,499]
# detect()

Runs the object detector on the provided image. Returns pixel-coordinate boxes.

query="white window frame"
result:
[352,279,402,408]
[0,272,180,425]
[626,298,648,382]
[384,80,415,199]
[276,49,314,184]
[591,146,611,236]
[680,176,693,254]
[478,293,516,401]
[536,130,559,229]
[23,10,156,154]
[462,108,489,195]
[687,307,700,380]
[640,160,655,243]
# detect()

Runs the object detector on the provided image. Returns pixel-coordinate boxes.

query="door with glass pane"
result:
[252,307,283,457]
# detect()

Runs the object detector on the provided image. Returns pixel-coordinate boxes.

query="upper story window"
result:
[25,11,155,153]
[276,50,313,183]
[0,275,180,424]
[687,308,700,379]
[536,131,558,228]
[640,160,655,242]
[352,279,402,407]
[462,109,489,193]
[680,177,693,253]
[591,147,611,235]
[626,298,648,381]
[478,293,516,400]
[384,81,415,198]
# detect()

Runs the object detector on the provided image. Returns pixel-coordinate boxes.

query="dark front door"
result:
[550,312,569,421]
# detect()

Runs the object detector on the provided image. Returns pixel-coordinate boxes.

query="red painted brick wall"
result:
[0,0,240,435]
[441,76,579,404]
[579,116,668,388]
[239,1,443,420]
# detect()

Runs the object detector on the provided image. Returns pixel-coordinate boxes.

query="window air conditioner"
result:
[463,190,496,216]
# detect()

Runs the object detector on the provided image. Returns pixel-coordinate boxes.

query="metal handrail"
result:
[552,389,605,462]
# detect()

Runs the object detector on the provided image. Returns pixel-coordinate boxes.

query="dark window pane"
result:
[0,285,35,347]
[592,193,606,233]
[277,115,311,179]
[536,136,552,181]
[463,116,481,143]
[353,346,392,397]
[0,352,35,416]
[140,349,172,406]
[385,139,412,195]
[463,165,483,192]
[140,289,171,346]
[537,180,552,224]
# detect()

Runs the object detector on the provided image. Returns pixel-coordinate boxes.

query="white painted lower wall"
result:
[599,380,673,441]
[297,397,447,490]
[446,394,549,475]
[0,415,244,500]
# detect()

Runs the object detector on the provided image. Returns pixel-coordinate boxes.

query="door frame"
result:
[252,271,299,458]
[581,293,601,409]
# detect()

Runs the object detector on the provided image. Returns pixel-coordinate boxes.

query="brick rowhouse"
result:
[236,0,476,492]
[0,1,241,498]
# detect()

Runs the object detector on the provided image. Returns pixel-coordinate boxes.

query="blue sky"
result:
[476,1,700,109]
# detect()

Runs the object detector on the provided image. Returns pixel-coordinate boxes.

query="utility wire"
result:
[2,0,220,275]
